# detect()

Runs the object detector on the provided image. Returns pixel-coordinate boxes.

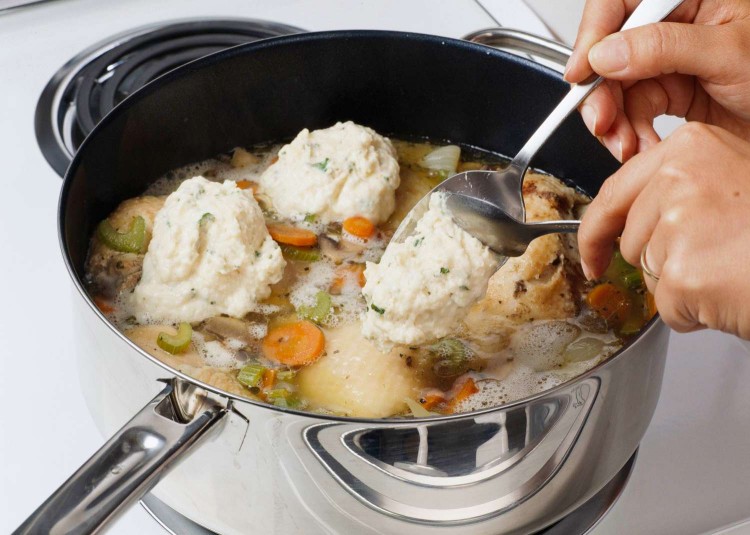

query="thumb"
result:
[588,22,734,82]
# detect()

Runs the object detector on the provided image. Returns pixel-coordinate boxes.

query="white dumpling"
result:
[259,121,400,224]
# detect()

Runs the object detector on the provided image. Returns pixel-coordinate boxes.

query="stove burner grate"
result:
[35,19,304,177]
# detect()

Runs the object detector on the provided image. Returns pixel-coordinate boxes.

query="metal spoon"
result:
[392,0,686,263]
[443,192,580,257]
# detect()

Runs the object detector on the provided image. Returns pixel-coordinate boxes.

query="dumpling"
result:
[259,122,400,224]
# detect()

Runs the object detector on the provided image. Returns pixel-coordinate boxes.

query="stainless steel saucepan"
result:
[16,30,669,535]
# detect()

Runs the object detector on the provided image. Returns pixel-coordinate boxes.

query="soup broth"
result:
[85,138,654,418]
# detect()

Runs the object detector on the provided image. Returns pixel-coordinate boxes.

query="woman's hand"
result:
[578,122,750,337]
[566,0,750,162]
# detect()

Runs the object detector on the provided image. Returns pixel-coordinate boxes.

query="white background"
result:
[2,1,750,534]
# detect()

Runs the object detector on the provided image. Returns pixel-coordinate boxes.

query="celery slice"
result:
[266,388,303,408]
[265,388,291,399]
[280,244,320,262]
[97,215,147,253]
[604,251,643,288]
[157,323,192,354]
[619,316,645,337]
[237,363,266,388]
[276,369,296,382]
[297,291,332,324]
[429,338,473,378]
[430,338,471,362]
[622,270,644,290]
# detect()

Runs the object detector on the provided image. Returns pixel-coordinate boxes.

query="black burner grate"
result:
[36,19,304,177]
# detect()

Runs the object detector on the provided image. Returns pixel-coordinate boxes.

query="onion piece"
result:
[563,337,605,363]
[419,145,461,174]
[404,397,438,417]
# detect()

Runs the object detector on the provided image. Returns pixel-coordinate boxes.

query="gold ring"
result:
[640,243,660,282]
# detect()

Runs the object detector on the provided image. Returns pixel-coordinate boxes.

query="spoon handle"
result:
[525,219,581,239]
[497,0,687,210]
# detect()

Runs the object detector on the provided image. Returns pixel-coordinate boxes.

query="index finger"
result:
[578,142,667,278]
[565,0,700,83]
[565,0,636,83]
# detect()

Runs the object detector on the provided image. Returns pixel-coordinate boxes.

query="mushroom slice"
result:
[201,316,257,345]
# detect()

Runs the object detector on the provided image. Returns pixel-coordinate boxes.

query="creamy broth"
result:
[85,137,654,418]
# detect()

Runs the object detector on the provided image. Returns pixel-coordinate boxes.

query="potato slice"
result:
[296,324,422,417]
[231,147,259,168]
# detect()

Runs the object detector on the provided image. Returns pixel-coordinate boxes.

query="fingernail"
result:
[589,36,629,73]
[581,104,598,134]
[581,259,594,281]
[604,133,623,162]
[563,56,573,81]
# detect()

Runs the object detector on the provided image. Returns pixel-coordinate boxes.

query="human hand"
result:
[566,0,750,162]
[578,122,750,337]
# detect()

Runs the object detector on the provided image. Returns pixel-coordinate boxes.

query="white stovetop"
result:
[0,1,749,534]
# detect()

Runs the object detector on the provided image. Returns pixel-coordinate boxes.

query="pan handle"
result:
[463,28,571,69]
[14,380,227,535]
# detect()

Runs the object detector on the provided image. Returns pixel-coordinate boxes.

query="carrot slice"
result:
[267,224,317,247]
[329,276,345,295]
[330,263,367,294]
[352,264,367,287]
[587,283,631,327]
[343,216,376,239]
[262,320,325,366]
[421,394,445,411]
[93,296,115,314]
[449,378,479,411]
[236,180,258,193]
[262,368,277,390]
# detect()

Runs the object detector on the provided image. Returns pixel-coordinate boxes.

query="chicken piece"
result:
[86,195,165,298]
[296,323,422,417]
[106,195,165,233]
[125,324,248,398]
[464,172,588,349]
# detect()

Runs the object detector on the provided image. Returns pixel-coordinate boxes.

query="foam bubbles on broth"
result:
[88,137,630,418]
[454,320,620,412]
